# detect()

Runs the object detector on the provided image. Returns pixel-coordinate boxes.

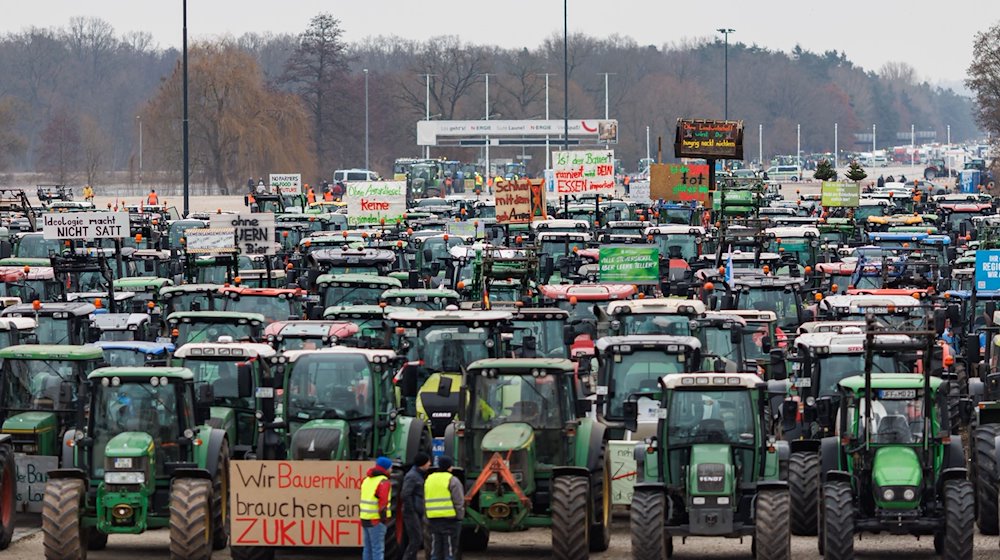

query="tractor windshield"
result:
[540,239,587,260]
[173,321,255,346]
[470,374,570,430]
[286,353,374,422]
[659,208,695,225]
[511,319,567,359]
[165,292,214,313]
[90,381,185,477]
[224,296,299,324]
[851,392,927,444]
[653,235,698,260]
[34,317,83,345]
[406,325,492,372]
[666,389,756,446]
[16,235,62,259]
[814,354,896,397]
[618,314,690,336]
[101,349,147,367]
[698,326,740,372]
[607,351,686,417]
[0,359,81,411]
[184,359,254,410]
[738,288,800,331]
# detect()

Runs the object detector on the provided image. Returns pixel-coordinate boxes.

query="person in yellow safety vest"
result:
[474,173,483,189]
[82,185,94,201]
[360,456,393,560]
[424,455,464,560]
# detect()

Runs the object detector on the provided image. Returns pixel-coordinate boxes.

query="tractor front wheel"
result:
[821,481,854,560]
[973,425,1000,534]
[589,446,612,552]
[42,478,88,560]
[630,489,669,560]
[943,479,974,560]
[788,451,819,536]
[754,489,791,560]
[212,440,231,550]
[0,443,16,550]
[551,475,590,560]
[169,478,213,560]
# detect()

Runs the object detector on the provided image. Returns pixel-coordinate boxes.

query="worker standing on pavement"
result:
[307,185,316,204]
[424,455,464,560]
[360,456,394,560]
[401,452,431,560]
[82,184,94,202]
[146,189,158,206]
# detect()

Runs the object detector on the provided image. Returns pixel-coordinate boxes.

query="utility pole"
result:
[364,69,369,171]
[796,123,801,178]
[834,122,838,170]
[646,126,651,164]
[563,0,569,152]
[599,72,614,149]
[137,116,143,191]
[717,28,735,120]
[872,123,876,154]
[545,73,552,169]
[947,124,951,145]
[911,123,915,170]
[182,0,189,216]
[424,73,431,158]
[758,123,763,168]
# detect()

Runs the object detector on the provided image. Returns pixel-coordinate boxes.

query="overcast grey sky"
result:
[5,1,996,86]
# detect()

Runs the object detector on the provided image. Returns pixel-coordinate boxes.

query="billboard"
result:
[820,182,860,207]
[344,181,407,226]
[552,150,616,197]
[649,164,710,204]
[976,250,1000,291]
[674,119,744,160]
[598,246,660,284]
[417,119,619,146]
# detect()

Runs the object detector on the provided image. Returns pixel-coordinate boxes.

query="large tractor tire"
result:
[943,479,975,560]
[630,489,670,560]
[212,440,231,550]
[551,475,590,560]
[754,489,791,560]
[788,451,819,536]
[973,425,1000,534]
[589,446,612,552]
[169,478,213,560]
[821,481,853,560]
[42,478,88,560]
[0,443,16,550]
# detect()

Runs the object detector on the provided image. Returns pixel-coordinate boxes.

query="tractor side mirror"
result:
[563,324,575,345]
[422,248,434,263]
[721,294,734,309]
[934,308,947,335]
[236,363,254,399]
[59,381,75,405]
[195,384,214,425]
[815,397,834,430]
[0,240,10,259]
[430,261,442,275]
[799,309,813,325]
[540,254,554,281]
[437,376,453,398]
[761,337,772,354]
[622,400,638,433]
[730,328,741,344]
[769,349,787,380]
[948,303,962,330]
[575,398,591,417]
[399,364,419,399]
[966,334,982,367]
[780,400,797,432]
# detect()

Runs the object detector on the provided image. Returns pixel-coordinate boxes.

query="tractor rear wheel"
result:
[754,489,790,560]
[551,475,590,560]
[630,489,669,560]
[973,425,999,534]
[788,451,819,536]
[212,440,231,550]
[589,445,612,552]
[0,443,16,550]
[169,478,213,560]
[943,479,974,560]
[42,478,88,560]
[821,481,853,560]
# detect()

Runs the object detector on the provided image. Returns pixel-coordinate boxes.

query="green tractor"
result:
[442,358,611,559]
[0,345,104,459]
[627,372,791,559]
[817,372,973,558]
[0,433,13,549]
[42,366,230,559]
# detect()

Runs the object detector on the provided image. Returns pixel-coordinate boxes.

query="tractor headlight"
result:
[104,471,145,485]
[903,488,916,501]
[882,488,895,501]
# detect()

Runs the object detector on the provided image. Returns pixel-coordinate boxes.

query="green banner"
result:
[820,181,860,207]
[599,246,660,284]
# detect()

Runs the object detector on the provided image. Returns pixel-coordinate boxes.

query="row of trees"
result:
[0,15,982,190]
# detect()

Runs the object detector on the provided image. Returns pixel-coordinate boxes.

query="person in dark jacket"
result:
[401,453,431,560]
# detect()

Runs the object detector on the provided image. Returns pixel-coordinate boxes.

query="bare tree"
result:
[397,36,490,120]
[37,108,80,184]
[967,22,1000,147]
[79,114,110,186]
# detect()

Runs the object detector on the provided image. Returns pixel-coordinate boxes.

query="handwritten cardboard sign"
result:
[210,214,277,256]
[649,164,710,204]
[269,174,302,196]
[231,460,369,547]
[42,212,129,240]
[552,150,616,197]
[674,119,744,160]
[344,181,407,226]
[496,179,547,223]
[16,454,57,512]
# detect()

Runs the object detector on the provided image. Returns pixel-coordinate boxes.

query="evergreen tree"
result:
[813,159,837,181]
[845,159,867,182]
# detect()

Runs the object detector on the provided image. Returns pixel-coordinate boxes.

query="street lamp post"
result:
[182,0,189,216]
[717,28,735,120]
[364,69,369,172]
[485,74,491,179]
[545,73,551,169]
[136,116,143,190]
[563,0,569,152]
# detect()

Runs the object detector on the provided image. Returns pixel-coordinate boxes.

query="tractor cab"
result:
[158,284,221,315]
[305,248,397,279]
[316,273,401,308]
[92,312,155,343]
[537,284,638,354]
[323,304,407,348]
[391,310,511,438]
[725,309,788,379]
[818,294,926,330]
[0,265,59,303]
[605,298,705,337]
[93,341,173,368]
[0,316,35,347]
[173,341,275,458]
[263,320,358,352]
[112,277,172,315]
[728,275,806,332]
[765,226,820,267]
[219,286,307,323]
[509,308,570,360]
[165,311,264,346]
[1,301,95,345]
[691,311,748,373]
[0,345,104,458]
[380,288,459,311]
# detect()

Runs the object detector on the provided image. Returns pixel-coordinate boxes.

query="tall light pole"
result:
[136,116,143,190]
[645,126,651,164]
[872,123,876,154]
[599,72,614,149]
[182,0,189,216]
[364,69,370,171]
[911,123,915,170]
[796,123,801,177]
[484,74,492,179]
[834,122,839,170]
[947,124,951,145]
[424,73,433,158]
[563,0,569,152]
[758,123,763,168]
[717,28,735,120]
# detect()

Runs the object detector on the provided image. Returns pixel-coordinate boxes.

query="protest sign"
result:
[16,455,57,512]
[820,182,860,207]
[976,250,1000,291]
[269,174,302,195]
[185,228,237,254]
[649,164,710,204]
[210,213,277,256]
[231,460,367,547]
[552,150,615,197]
[675,119,744,159]
[598,246,660,284]
[496,179,547,223]
[344,181,406,226]
[628,180,651,203]
[446,220,484,239]
[42,212,128,240]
